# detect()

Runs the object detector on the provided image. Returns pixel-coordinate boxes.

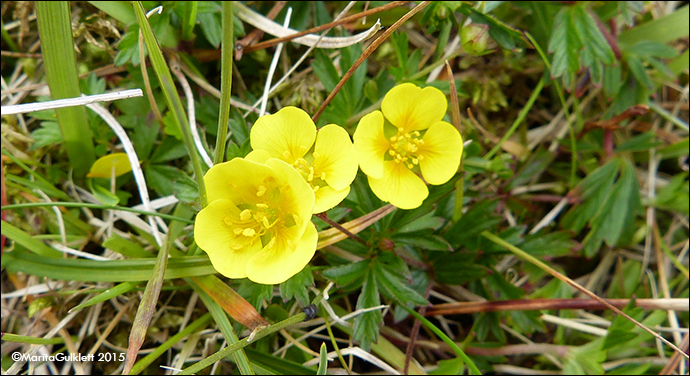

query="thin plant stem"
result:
[312,1,431,123]
[241,1,411,54]
[214,2,234,165]
[315,212,368,247]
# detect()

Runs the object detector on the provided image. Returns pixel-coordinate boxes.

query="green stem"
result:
[213,2,234,165]
[132,2,207,207]
[397,304,482,375]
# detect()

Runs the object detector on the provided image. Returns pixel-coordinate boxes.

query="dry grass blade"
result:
[240,1,410,54]
[317,204,396,249]
[190,275,269,331]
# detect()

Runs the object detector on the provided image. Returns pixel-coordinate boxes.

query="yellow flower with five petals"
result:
[249,106,358,214]
[194,157,317,285]
[353,83,463,209]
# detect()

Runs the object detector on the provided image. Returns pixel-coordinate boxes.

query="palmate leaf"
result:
[548,4,615,89]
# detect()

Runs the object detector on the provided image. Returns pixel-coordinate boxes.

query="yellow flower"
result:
[249,106,358,214]
[353,83,463,209]
[194,157,317,285]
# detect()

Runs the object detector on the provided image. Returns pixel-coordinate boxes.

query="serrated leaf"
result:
[321,260,369,288]
[572,5,615,65]
[352,266,382,351]
[29,121,63,150]
[374,260,428,306]
[279,267,314,306]
[237,280,273,312]
[144,164,199,203]
[548,8,582,87]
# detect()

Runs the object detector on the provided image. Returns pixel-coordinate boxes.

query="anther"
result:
[240,209,252,222]
[242,228,256,237]
[224,217,235,226]
[256,185,266,197]
[233,228,243,235]
[282,150,291,159]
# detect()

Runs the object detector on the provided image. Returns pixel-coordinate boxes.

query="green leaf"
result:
[1,247,215,282]
[432,253,487,285]
[321,260,369,289]
[615,131,664,153]
[548,7,581,88]
[198,12,222,48]
[102,235,153,258]
[352,265,382,351]
[29,121,63,150]
[561,159,620,233]
[519,231,574,257]
[374,260,429,306]
[572,5,614,65]
[88,179,120,206]
[237,280,273,312]
[144,164,199,203]
[429,357,465,375]
[657,138,689,159]
[393,231,453,251]
[316,343,328,375]
[627,55,655,90]
[70,282,138,312]
[279,267,314,306]
[653,173,689,214]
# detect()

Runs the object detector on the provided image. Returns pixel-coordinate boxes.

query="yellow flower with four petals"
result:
[353,83,463,209]
[194,157,317,285]
[249,106,359,214]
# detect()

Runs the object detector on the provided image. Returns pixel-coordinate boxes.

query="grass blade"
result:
[35,1,95,177]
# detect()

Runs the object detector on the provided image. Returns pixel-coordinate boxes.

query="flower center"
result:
[388,128,425,169]
[292,155,327,192]
[223,177,298,250]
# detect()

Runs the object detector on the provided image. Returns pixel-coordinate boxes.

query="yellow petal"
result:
[245,223,318,284]
[381,83,447,133]
[368,161,428,210]
[245,149,271,164]
[265,158,315,234]
[194,199,263,279]
[313,124,358,191]
[204,158,275,204]
[87,153,133,178]
[418,121,463,185]
[353,111,388,179]
[250,106,316,164]
[313,185,350,214]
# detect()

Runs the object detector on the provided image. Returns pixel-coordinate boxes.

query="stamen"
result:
[225,217,235,226]
[256,203,268,209]
[312,151,320,159]
[242,228,256,237]
[240,209,252,222]
[256,185,266,197]
[233,228,243,235]
[282,150,291,159]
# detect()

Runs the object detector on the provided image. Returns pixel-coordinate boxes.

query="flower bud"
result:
[461,23,489,56]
